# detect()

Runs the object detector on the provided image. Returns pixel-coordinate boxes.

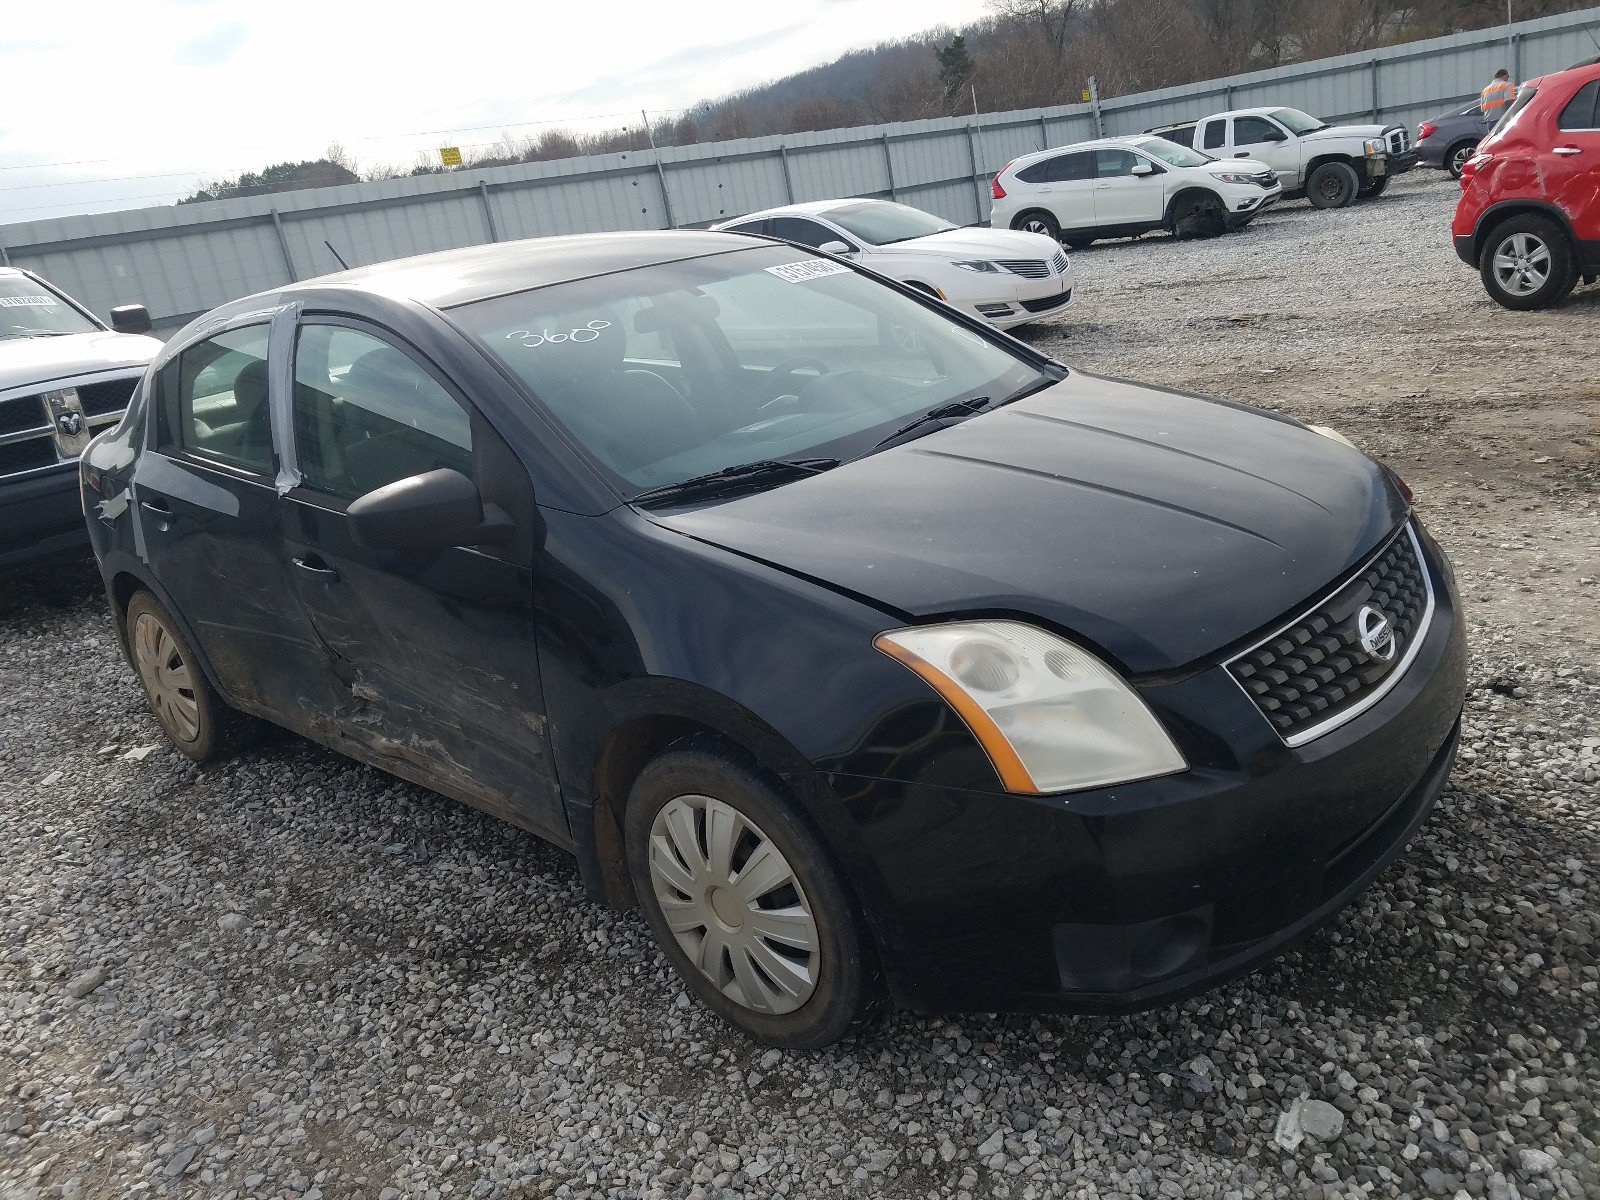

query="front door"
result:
[134,319,342,720]
[1230,115,1298,186]
[277,318,564,839]
[1092,148,1166,225]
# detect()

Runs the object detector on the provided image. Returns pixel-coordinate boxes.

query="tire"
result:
[1479,213,1578,310]
[1012,210,1060,240]
[1306,161,1360,209]
[1171,191,1226,240]
[125,590,259,762]
[1446,141,1478,179]
[624,737,879,1048]
[1065,237,1096,249]
[1358,175,1390,199]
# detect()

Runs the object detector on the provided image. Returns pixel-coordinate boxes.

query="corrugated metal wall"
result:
[4,6,1595,334]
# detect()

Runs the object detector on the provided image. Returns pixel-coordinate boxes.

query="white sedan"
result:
[711,199,1074,329]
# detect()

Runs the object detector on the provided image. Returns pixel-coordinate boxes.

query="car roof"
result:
[717,198,889,225]
[288,230,752,309]
[1008,135,1161,167]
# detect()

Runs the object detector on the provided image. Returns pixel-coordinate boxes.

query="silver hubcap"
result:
[1022,219,1051,235]
[1451,146,1472,174]
[132,611,200,742]
[647,794,819,1015]
[1491,232,1551,297]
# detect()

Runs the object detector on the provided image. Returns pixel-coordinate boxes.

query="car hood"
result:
[874,228,1063,260]
[1306,123,1386,142]
[652,374,1406,674]
[0,331,161,393]
[1201,158,1274,177]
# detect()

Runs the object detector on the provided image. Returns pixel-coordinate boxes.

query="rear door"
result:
[277,317,564,838]
[134,317,341,719]
[1092,148,1166,224]
[1020,151,1096,230]
[1550,77,1600,246]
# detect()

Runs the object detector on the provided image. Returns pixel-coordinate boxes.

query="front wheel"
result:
[625,738,879,1048]
[1012,210,1060,240]
[1306,161,1360,209]
[1172,191,1226,239]
[1358,175,1390,199]
[1479,214,1577,310]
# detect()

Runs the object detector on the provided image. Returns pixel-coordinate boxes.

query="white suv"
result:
[989,136,1283,246]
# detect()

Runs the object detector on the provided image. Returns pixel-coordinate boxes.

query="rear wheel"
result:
[125,590,258,762]
[624,738,878,1048]
[1446,141,1478,179]
[1012,210,1060,240]
[1479,214,1577,310]
[1306,161,1360,209]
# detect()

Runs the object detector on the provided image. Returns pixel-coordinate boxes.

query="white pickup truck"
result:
[1145,107,1418,209]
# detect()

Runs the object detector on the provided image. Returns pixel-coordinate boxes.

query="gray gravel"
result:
[3,173,1599,1199]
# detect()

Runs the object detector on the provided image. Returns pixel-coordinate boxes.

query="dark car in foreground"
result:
[0,267,159,570]
[1453,58,1600,309]
[81,232,1466,1047]
[1417,99,1496,178]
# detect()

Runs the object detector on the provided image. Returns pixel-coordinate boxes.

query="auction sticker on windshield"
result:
[765,259,851,284]
[0,295,60,308]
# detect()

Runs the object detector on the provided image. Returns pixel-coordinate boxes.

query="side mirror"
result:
[1267,130,1287,142]
[347,468,511,551]
[1130,162,1156,177]
[818,240,855,255]
[110,304,153,335]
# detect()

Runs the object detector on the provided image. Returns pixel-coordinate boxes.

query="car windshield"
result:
[823,202,956,246]
[1271,108,1328,135]
[453,244,1044,500]
[0,276,100,340]
[1135,137,1214,167]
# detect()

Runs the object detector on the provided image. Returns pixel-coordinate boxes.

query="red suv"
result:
[1452,57,1600,309]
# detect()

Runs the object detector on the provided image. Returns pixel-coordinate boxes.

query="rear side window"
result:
[1158,126,1195,148]
[158,324,273,474]
[769,217,841,249]
[291,324,472,500]
[721,220,768,236]
[1202,121,1226,150]
[1558,79,1600,130]
[1491,86,1538,136]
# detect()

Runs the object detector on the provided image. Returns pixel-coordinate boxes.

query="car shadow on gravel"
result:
[0,554,101,621]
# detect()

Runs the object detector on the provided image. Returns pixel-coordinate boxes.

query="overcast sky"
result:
[1,0,991,228]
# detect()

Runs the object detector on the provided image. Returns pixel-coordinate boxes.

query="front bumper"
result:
[0,466,89,571]
[962,270,1077,328]
[827,524,1467,1014]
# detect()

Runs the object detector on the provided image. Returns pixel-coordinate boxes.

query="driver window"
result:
[769,217,843,249]
[1234,117,1283,145]
[290,325,473,500]
[1093,149,1140,177]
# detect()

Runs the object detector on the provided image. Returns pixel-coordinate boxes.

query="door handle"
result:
[139,498,173,530]
[1552,146,1582,156]
[292,555,340,585]
[1234,151,1250,158]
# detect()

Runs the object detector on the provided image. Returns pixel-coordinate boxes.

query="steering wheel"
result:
[760,355,832,405]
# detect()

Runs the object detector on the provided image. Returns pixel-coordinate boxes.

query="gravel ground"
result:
[3,171,1598,1200]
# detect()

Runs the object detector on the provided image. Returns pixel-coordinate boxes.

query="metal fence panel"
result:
[3,6,1596,333]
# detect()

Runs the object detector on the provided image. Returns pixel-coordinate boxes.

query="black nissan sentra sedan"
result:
[81,232,1466,1048]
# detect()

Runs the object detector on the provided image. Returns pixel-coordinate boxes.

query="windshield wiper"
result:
[870,396,991,451]
[630,457,840,506]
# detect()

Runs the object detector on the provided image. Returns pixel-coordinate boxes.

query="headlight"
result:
[874,620,1187,794]
[952,260,999,273]
[1213,172,1258,185]
[1364,139,1387,156]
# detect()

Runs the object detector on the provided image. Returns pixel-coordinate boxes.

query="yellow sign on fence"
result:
[1081,90,1091,102]
[438,146,463,167]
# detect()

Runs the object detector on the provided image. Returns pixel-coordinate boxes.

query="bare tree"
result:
[985,0,1079,62]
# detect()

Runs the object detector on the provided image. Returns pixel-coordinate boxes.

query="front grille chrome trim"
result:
[1226,522,1437,748]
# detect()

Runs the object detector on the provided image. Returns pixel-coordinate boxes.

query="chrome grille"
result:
[0,372,140,482]
[0,394,49,437]
[998,259,1051,279]
[1388,128,1410,153]
[1050,251,1069,274]
[1228,524,1434,746]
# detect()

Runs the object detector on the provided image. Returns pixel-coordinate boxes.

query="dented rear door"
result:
[277,318,563,842]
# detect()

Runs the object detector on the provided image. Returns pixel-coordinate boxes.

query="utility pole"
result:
[1506,1,1514,67]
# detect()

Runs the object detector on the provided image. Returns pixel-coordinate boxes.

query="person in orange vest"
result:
[1480,69,1516,118]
